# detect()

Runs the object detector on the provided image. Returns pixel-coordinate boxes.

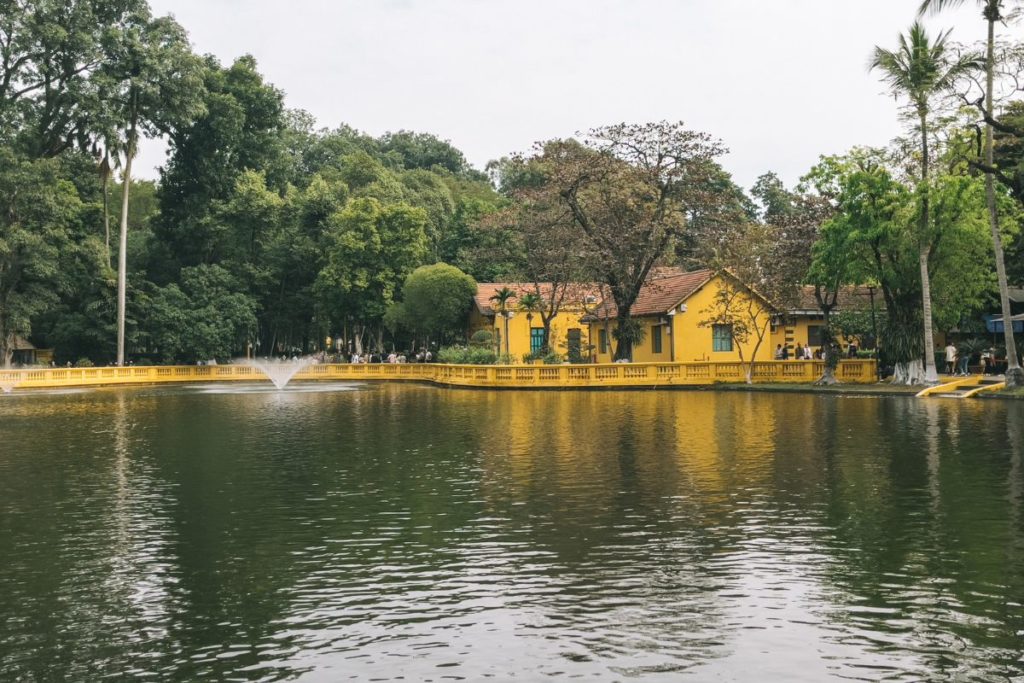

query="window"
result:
[712,324,733,352]
[807,325,824,347]
[651,324,663,354]
[599,329,608,354]
[530,328,545,354]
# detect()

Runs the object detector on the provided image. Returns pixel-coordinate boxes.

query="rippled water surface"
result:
[1,383,1023,681]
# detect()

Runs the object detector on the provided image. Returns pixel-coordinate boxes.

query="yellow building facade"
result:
[470,283,592,361]
[769,286,883,358]
[587,270,775,364]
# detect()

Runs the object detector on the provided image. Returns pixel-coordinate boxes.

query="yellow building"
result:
[585,269,776,363]
[770,286,883,358]
[469,283,594,361]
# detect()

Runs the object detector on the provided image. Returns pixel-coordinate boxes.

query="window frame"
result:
[712,323,733,352]
[530,327,545,354]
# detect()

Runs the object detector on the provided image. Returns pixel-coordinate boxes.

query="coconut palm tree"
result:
[870,22,978,383]
[489,287,516,357]
[919,0,1023,387]
[518,292,543,355]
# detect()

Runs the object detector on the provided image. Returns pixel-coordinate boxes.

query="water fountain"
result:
[0,372,18,394]
[240,357,316,390]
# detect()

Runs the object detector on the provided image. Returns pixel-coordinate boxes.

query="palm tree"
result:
[919,0,1023,387]
[489,287,516,357]
[870,22,978,383]
[518,292,543,356]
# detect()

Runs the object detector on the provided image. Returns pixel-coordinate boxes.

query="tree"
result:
[155,54,287,274]
[920,0,1024,387]
[528,122,732,360]
[870,21,978,383]
[0,149,103,366]
[314,198,427,354]
[751,171,796,223]
[398,263,477,344]
[482,161,590,355]
[147,265,257,362]
[94,10,205,364]
[489,286,516,357]
[699,275,776,385]
[517,291,543,352]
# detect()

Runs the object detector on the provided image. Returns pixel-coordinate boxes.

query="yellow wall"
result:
[473,306,591,361]
[769,314,869,357]
[590,275,774,364]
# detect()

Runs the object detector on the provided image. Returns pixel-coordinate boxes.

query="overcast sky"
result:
[140,0,1000,192]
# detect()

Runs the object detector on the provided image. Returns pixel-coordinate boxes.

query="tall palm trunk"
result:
[919,111,939,383]
[982,13,1023,386]
[101,153,112,268]
[503,315,510,357]
[116,124,135,366]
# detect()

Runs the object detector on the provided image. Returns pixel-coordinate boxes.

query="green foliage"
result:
[398,263,477,342]
[470,329,494,347]
[147,265,257,362]
[0,148,102,365]
[315,197,428,327]
[542,351,564,365]
[437,345,497,365]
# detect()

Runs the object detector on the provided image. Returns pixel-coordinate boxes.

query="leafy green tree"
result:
[314,198,428,354]
[155,55,287,274]
[378,130,473,176]
[0,0,149,157]
[919,0,1023,387]
[0,149,103,366]
[94,9,205,364]
[870,21,978,383]
[398,263,477,344]
[147,265,257,362]
[751,171,796,223]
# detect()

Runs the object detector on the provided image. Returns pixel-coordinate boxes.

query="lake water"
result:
[1,383,1022,681]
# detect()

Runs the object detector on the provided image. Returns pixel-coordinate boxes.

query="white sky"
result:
[140,0,1004,193]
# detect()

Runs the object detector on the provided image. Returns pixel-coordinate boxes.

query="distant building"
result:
[771,285,883,356]
[583,269,775,363]
[11,336,53,366]
[469,283,595,360]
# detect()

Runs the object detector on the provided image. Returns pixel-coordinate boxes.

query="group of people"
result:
[944,343,1004,376]
[348,350,433,364]
[774,343,818,360]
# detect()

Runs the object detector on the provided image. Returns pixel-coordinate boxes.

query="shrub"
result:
[469,329,494,348]
[542,351,564,365]
[437,345,498,365]
[74,358,94,367]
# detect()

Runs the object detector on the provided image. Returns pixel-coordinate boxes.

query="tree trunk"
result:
[503,315,510,357]
[116,127,135,367]
[919,111,939,384]
[815,309,839,385]
[1,320,12,368]
[354,324,364,356]
[893,359,926,385]
[614,310,633,361]
[102,158,111,269]
[983,15,1023,387]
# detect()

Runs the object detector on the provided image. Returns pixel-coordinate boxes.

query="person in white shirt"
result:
[944,343,957,374]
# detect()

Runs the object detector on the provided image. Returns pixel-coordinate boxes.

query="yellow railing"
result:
[0,360,878,391]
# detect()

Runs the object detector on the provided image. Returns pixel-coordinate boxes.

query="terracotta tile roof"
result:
[474,282,600,316]
[586,269,714,320]
[793,285,883,312]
